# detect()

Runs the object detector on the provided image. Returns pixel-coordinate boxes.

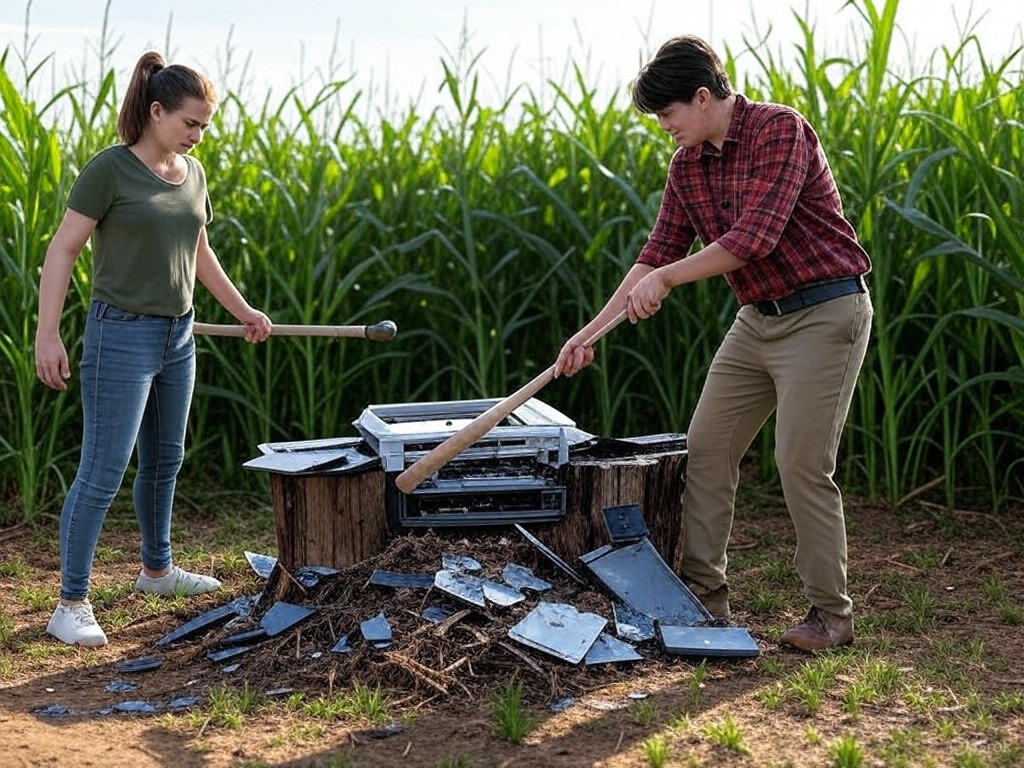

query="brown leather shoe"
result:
[684,580,730,620]
[780,606,853,652]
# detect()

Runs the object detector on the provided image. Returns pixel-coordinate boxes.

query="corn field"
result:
[1,0,1022,525]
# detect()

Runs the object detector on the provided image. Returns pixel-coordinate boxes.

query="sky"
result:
[2,0,1022,119]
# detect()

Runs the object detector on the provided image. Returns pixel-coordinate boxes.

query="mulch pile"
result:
[160,530,686,706]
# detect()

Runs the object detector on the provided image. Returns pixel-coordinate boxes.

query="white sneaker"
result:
[47,601,109,647]
[135,565,221,596]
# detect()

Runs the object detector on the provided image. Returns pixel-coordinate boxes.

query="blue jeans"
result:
[59,300,196,601]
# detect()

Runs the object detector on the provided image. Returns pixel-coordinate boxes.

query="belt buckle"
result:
[769,299,783,316]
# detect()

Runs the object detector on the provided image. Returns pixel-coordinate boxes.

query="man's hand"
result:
[554,332,596,378]
[627,268,671,322]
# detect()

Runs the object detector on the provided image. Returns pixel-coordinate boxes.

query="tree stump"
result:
[269,470,389,569]
[542,447,687,569]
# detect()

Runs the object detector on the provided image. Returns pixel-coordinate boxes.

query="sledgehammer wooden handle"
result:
[193,320,397,342]
[395,309,627,494]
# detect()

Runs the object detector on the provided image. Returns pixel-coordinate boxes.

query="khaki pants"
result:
[681,291,873,616]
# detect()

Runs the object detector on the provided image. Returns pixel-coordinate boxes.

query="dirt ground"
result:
[1,490,1022,768]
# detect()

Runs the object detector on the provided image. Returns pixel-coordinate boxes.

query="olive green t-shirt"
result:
[67,144,213,317]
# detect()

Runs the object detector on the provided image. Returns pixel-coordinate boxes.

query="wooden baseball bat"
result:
[193,320,397,342]
[395,309,628,494]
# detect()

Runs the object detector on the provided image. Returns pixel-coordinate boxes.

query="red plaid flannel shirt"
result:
[636,94,871,304]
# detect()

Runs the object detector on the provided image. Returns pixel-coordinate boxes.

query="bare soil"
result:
[1,490,1022,767]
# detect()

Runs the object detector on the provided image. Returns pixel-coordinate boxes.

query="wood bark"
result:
[541,450,687,568]
[269,470,389,569]
[267,445,685,572]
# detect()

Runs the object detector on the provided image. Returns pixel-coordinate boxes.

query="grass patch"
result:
[490,679,537,743]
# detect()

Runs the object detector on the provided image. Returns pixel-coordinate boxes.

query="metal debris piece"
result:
[612,601,656,642]
[207,646,255,663]
[513,524,586,585]
[222,663,241,673]
[244,437,377,475]
[481,579,526,607]
[658,625,761,658]
[113,701,159,714]
[154,595,256,648]
[580,538,711,625]
[360,612,393,649]
[601,504,649,543]
[507,601,606,664]
[501,563,552,592]
[260,601,317,637]
[244,551,277,579]
[116,656,162,674]
[434,569,486,608]
[369,569,436,589]
[442,554,482,572]
[105,679,136,693]
[420,605,454,623]
[331,633,354,653]
[584,632,644,665]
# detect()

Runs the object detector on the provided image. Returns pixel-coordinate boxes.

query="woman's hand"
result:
[236,308,272,343]
[36,334,71,391]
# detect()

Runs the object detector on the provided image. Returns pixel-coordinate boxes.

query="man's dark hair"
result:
[631,35,732,114]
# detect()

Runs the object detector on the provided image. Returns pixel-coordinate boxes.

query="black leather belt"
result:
[753,276,867,317]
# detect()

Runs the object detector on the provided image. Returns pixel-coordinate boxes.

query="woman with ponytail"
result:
[35,51,272,647]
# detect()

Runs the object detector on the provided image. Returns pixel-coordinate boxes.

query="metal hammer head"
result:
[365,320,398,342]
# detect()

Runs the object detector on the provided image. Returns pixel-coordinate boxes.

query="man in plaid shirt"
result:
[555,35,873,652]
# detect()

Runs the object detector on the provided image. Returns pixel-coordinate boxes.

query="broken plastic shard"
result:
[295,565,341,588]
[612,601,656,642]
[580,538,711,625]
[420,605,454,624]
[265,687,295,697]
[219,628,268,647]
[116,656,162,674]
[442,554,482,572]
[113,700,159,714]
[154,596,256,648]
[33,705,70,718]
[331,633,354,653]
[244,551,277,579]
[355,723,405,739]
[166,694,202,710]
[481,579,526,607]
[513,524,586,585]
[501,563,552,592]
[207,645,255,663]
[507,601,606,664]
[360,612,393,648]
[434,569,486,608]
[601,504,649,543]
[583,632,644,665]
[105,679,137,693]
[369,569,436,589]
[259,601,317,637]
[549,697,577,713]
[658,624,761,658]
[222,663,241,673]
